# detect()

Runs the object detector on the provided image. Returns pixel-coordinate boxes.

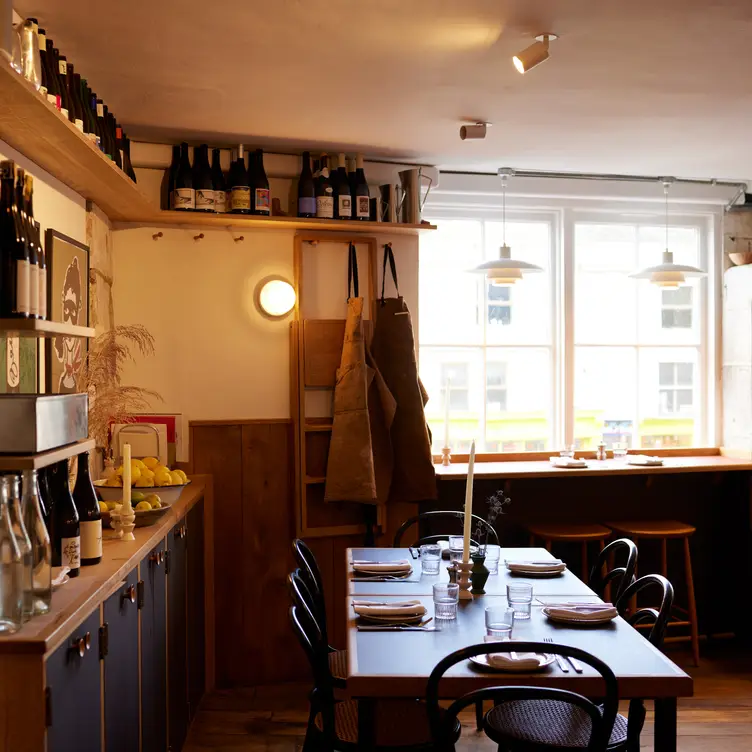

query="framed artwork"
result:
[0,336,38,393]
[45,230,90,395]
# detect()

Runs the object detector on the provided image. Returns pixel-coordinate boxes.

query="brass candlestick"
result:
[455,561,473,600]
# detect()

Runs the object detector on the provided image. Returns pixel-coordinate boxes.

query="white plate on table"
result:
[542,607,617,625]
[357,612,426,625]
[506,564,567,578]
[469,653,555,672]
[352,568,413,578]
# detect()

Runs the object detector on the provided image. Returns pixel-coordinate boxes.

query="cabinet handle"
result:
[85,631,91,651]
[123,584,137,604]
[149,551,164,566]
[71,633,89,658]
[177,525,187,539]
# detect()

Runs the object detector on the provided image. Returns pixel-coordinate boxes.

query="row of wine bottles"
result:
[0,451,102,634]
[0,161,48,320]
[165,145,370,220]
[15,17,136,181]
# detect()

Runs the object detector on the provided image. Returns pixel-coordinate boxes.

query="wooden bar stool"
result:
[526,523,611,580]
[604,520,700,666]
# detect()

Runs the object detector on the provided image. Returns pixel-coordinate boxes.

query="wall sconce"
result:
[255,276,296,319]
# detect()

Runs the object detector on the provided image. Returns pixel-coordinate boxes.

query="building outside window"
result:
[661,287,693,329]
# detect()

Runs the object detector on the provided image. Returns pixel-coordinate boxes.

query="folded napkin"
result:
[352,559,410,565]
[627,455,663,466]
[546,605,618,621]
[549,457,587,468]
[507,561,567,573]
[352,600,426,618]
[483,638,544,670]
[352,561,412,573]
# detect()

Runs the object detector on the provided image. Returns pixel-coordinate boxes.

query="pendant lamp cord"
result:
[501,174,507,246]
[664,180,669,252]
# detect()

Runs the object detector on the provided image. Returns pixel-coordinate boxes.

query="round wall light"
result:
[255,276,296,319]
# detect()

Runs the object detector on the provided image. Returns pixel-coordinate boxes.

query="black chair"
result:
[289,571,458,752]
[393,510,499,548]
[293,539,348,688]
[426,641,620,752]
[588,538,638,606]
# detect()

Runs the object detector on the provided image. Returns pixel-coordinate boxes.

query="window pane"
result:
[677,363,693,385]
[488,304,512,326]
[663,287,692,305]
[658,362,674,385]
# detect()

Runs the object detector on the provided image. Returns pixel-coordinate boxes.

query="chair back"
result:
[393,510,499,548]
[588,538,638,604]
[292,539,330,642]
[426,641,618,752]
[616,573,674,647]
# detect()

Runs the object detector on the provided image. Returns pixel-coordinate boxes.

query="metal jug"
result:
[398,168,433,224]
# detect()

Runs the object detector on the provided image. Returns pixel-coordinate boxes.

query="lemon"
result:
[135,501,152,512]
[175,469,188,484]
[142,468,155,480]
[150,499,162,510]
[145,493,161,506]
[134,476,152,488]
[106,500,119,511]
[169,470,183,486]
[132,459,147,471]
[129,466,142,483]
[115,465,124,477]
[98,501,108,513]
[106,475,122,488]
[131,491,146,502]
[155,474,172,487]
[142,456,159,469]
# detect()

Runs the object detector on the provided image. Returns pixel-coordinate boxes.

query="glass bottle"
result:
[0,476,23,634]
[22,470,52,615]
[7,475,33,621]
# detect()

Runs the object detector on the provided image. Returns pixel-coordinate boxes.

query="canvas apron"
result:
[324,244,395,504]
[370,243,437,503]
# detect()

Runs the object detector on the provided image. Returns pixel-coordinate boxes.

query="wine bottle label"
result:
[316,196,334,219]
[254,188,270,214]
[338,195,352,218]
[58,60,67,75]
[40,85,47,98]
[46,92,57,106]
[29,263,39,317]
[214,190,226,213]
[74,118,84,133]
[172,188,195,210]
[96,102,104,118]
[14,259,30,314]
[60,536,81,570]
[80,520,103,560]
[298,197,316,215]
[196,189,214,210]
[356,196,370,218]
[39,270,47,319]
[6,338,19,388]
[230,186,251,211]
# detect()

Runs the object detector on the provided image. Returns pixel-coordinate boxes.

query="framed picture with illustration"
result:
[45,230,90,395]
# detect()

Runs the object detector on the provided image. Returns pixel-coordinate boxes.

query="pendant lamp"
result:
[629,178,706,288]
[471,168,543,286]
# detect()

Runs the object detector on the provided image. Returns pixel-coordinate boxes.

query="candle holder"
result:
[119,506,136,541]
[441,446,452,466]
[455,561,474,600]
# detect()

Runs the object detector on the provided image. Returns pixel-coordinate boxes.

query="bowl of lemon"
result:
[94,456,191,506]
[100,492,170,528]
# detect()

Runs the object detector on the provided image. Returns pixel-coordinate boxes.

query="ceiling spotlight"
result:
[513,33,557,74]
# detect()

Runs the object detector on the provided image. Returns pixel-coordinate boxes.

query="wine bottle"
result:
[37,467,54,540]
[297,151,315,218]
[193,144,214,212]
[49,460,80,577]
[7,475,33,621]
[115,123,125,167]
[43,38,61,110]
[96,99,111,158]
[166,145,179,209]
[89,91,102,150]
[1,162,22,317]
[57,54,72,122]
[334,153,352,220]
[353,154,370,220]
[19,173,39,320]
[211,148,226,213]
[72,452,102,566]
[37,28,56,107]
[251,149,270,215]
[6,163,30,318]
[312,156,321,180]
[316,154,334,219]
[229,144,251,213]
[21,469,52,616]
[66,63,85,133]
[347,156,357,199]
[173,142,195,211]
[36,220,46,320]
[0,476,22,634]
[79,78,97,144]
[123,136,137,182]
[104,109,122,168]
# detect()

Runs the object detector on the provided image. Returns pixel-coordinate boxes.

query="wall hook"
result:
[233,235,245,243]
[194,233,205,242]
[152,232,163,241]
[305,240,319,246]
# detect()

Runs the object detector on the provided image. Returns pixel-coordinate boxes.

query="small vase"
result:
[470,553,490,595]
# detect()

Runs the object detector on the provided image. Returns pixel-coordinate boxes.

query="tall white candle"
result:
[443,378,451,448]
[122,443,132,512]
[462,440,475,563]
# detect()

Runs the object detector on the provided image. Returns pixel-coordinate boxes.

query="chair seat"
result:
[528,523,611,541]
[315,699,460,750]
[484,699,628,750]
[604,520,696,538]
[329,649,348,682]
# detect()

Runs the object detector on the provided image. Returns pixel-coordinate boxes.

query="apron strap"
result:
[380,242,399,303]
[347,242,359,300]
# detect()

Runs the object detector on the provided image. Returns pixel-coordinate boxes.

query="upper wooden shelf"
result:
[116,210,436,235]
[0,319,95,338]
[0,63,154,222]
[0,438,95,472]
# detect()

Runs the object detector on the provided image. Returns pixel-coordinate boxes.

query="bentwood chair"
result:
[426,641,620,752]
[588,538,638,606]
[293,539,348,688]
[289,572,459,752]
[393,510,499,549]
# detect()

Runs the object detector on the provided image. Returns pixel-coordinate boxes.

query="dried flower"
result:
[473,490,511,553]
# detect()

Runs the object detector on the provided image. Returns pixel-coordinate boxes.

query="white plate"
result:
[507,566,566,578]
[469,653,555,672]
[352,568,412,578]
[542,607,617,625]
[356,612,426,625]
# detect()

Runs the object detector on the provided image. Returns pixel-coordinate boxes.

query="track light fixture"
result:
[513,33,557,74]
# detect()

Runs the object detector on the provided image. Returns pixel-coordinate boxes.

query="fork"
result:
[543,637,569,673]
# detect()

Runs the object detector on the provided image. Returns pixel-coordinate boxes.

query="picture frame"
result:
[45,229,90,395]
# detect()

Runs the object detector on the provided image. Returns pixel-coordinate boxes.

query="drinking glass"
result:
[613,442,628,459]
[560,445,575,458]
[484,545,501,575]
[448,535,464,563]
[485,605,514,639]
[433,583,459,620]
[507,582,533,620]
[419,544,441,575]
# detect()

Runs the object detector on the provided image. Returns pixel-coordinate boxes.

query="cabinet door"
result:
[103,569,139,752]
[186,500,206,718]
[46,609,101,752]
[140,539,167,752]
[168,524,189,752]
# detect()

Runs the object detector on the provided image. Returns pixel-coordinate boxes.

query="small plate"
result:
[469,653,555,672]
[352,568,412,578]
[356,612,426,625]
[507,567,566,578]
[52,574,69,590]
[543,607,617,625]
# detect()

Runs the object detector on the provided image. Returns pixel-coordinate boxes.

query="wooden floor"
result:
[185,642,752,751]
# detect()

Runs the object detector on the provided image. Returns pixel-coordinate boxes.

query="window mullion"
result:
[562,208,575,447]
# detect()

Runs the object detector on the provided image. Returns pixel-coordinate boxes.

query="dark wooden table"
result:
[345,548,693,752]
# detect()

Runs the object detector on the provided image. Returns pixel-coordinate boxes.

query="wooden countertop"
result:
[0,477,208,656]
[434,454,752,480]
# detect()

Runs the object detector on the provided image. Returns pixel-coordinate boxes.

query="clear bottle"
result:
[7,475,33,621]
[0,476,23,634]
[22,470,52,615]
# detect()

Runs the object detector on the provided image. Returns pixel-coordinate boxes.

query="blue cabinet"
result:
[168,523,189,752]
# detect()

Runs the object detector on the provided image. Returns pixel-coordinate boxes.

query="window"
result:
[420,208,713,453]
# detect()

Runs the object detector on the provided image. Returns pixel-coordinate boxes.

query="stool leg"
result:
[475,699,484,731]
[529,533,536,547]
[599,539,609,601]
[684,536,700,666]
[581,542,589,581]
[660,538,668,578]
[544,538,552,553]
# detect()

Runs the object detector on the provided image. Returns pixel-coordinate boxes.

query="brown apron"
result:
[325,244,395,504]
[370,243,437,503]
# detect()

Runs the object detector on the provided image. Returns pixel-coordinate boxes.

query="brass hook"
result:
[152,232,163,241]
[194,233,205,242]
[233,235,245,243]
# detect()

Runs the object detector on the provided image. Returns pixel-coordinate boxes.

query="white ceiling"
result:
[17,0,752,180]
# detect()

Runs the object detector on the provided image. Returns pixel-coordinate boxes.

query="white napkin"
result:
[352,561,412,573]
[546,606,618,621]
[627,455,663,466]
[483,638,544,670]
[353,600,426,618]
[549,457,587,468]
[507,561,567,574]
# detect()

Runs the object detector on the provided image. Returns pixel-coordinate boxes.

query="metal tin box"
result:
[0,394,88,453]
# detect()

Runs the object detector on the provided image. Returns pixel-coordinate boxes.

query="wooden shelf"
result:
[0,318,95,338]
[0,438,95,471]
[116,210,436,235]
[305,476,326,485]
[0,63,154,222]
[304,423,333,433]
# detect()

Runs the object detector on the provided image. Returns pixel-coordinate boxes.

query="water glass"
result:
[433,583,459,620]
[613,443,628,459]
[420,544,441,575]
[560,445,575,458]
[484,545,501,575]
[448,535,464,563]
[485,605,514,639]
[507,582,533,620]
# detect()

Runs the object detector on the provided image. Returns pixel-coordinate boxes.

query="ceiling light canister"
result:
[513,33,557,74]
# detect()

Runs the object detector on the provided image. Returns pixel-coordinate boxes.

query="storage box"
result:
[0,394,88,453]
